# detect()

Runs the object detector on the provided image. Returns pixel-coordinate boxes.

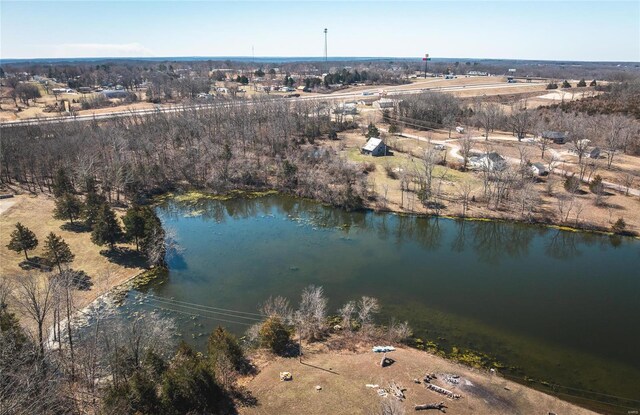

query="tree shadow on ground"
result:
[49,269,94,290]
[60,222,91,233]
[70,270,93,290]
[230,386,258,409]
[100,247,148,268]
[18,257,52,272]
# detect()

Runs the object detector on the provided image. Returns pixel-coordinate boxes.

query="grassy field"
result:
[338,129,640,235]
[0,194,144,329]
[240,339,596,415]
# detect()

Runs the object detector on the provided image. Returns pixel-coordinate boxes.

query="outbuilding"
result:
[541,131,568,144]
[530,162,549,176]
[361,137,387,157]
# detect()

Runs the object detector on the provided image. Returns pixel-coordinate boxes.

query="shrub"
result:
[259,317,291,355]
[564,176,580,194]
[577,79,587,87]
[612,218,626,233]
[546,82,558,90]
[589,175,604,194]
[562,80,572,88]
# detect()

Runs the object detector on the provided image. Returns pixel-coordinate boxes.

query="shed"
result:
[530,162,549,176]
[542,131,568,144]
[362,137,387,157]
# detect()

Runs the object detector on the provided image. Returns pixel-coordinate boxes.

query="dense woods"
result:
[0,99,369,209]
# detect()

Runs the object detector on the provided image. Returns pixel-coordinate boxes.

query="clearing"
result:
[240,342,596,415]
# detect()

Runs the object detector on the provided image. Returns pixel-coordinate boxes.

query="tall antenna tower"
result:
[324,28,328,62]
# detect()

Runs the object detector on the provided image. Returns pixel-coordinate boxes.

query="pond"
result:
[120,194,640,409]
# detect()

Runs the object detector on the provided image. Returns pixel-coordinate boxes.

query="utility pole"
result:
[423,53,430,78]
[324,28,328,62]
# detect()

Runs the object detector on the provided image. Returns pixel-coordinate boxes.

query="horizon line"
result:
[2,55,639,64]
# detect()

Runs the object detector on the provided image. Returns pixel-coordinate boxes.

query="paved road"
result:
[0,81,545,128]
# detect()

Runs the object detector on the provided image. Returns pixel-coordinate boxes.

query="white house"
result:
[374,98,400,109]
[361,137,387,157]
[469,152,507,171]
[530,162,549,176]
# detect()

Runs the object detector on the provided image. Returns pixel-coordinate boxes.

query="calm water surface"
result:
[121,195,640,406]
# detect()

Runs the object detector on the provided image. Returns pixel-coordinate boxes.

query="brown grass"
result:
[239,339,596,415]
[0,194,144,329]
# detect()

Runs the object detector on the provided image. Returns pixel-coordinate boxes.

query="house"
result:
[470,152,507,171]
[374,98,400,109]
[102,90,129,99]
[530,162,549,176]
[335,102,358,115]
[541,131,568,144]
[361,137,387,157]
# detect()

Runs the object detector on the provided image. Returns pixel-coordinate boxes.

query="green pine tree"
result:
[207,326,246,373]
[43,232,75,272]
[123,206,147,251]
[52,167,74,198]
[84,190,107,228]
[365,123,380,139]
[7,222,39,261]
[53,193,83,225]
[91,203,123,249]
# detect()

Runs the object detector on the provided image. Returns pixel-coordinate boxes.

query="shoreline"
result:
[62,190,638,414]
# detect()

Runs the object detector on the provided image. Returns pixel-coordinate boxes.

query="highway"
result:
[0,80,545,128]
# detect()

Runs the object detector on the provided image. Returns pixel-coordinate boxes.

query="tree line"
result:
[0,99,369,210]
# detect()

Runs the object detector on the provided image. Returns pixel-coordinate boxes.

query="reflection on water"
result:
[122,195,640,403]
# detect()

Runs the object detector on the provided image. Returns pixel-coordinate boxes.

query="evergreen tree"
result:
[140,208,165,263]
[52,167,73,198]
[53,193,83,225]
[84,190,107,228]
[590,79,597,87]
[365,123,380,139]
[123,206,147,251]
[562,80,572,88]
[7,222,38,261]
[43,232,75,272]
[577,79,587,87]
[91,203,123,249]
[207,326,246,374]
[161,343,225,414]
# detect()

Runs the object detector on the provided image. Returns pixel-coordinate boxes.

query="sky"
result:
[1,0,639,62]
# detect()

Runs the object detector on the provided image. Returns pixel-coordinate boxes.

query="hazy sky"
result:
[1,0,639,61]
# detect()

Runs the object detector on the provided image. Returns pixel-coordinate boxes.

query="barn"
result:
[361,137,387,157]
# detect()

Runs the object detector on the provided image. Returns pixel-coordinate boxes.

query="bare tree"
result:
[619,173,635,196]
[474,101,504,141]
[260,295,292,322]
[509,102,532,141]
[459,133,474,171]
[295,285,328,341]
[12,273,57,356]
[457,181,474,217]
[357,296,380,333]
[338,300,357,331]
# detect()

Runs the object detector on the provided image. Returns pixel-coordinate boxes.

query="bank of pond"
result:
[113,194,639,412]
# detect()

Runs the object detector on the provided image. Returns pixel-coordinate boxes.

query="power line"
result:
[142,293,265,317]
[141,295,264,322]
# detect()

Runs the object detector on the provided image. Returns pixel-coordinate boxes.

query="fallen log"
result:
[426,383,461,399]
[389,381,406,400]
[415,402,447,412]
